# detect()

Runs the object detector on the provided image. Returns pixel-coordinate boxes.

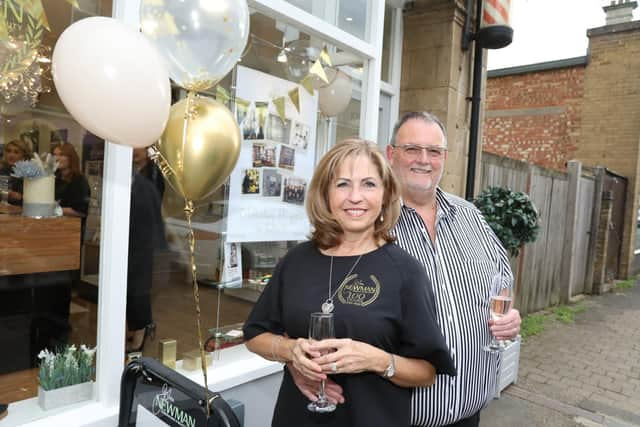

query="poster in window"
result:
[226,65,318,242]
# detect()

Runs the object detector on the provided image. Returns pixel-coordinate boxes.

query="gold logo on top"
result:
[337,274,380,307]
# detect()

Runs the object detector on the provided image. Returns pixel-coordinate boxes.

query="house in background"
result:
[483,0,640,278]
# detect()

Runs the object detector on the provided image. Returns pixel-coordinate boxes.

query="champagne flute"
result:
[307,312,336,413]
[483,274,513,353]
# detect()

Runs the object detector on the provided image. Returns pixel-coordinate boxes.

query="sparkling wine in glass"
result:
[483,275,513,353]
[307,312,336,413]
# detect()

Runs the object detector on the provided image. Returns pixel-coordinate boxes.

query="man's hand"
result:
[489,308,521,340]
[286,363,345,404]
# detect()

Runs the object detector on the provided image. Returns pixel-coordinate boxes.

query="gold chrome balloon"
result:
[156,92,241,201]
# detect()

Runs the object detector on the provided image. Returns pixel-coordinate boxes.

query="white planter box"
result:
[38,381,94,411]
[494,335,520,398]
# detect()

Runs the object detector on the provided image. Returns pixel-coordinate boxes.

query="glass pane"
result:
[283,0,371,42]
[377,93,392,149]
[337,0,368,41]
[0,0,112,421]
[131,11,362,369]
[381,4,393,83]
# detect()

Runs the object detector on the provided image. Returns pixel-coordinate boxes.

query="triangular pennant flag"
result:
[216,86,231,104]
[309,59,329,85]
[273,97,287,123]
[320,47,332,67]
[300,75,315,95]
[22,0,50,31]
[288,87,300,113]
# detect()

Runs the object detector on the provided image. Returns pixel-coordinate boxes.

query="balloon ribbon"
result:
[182,91,210,417]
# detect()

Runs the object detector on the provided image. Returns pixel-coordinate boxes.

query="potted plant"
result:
[473,186,540,258]
[37,345,96,410]
[473,187,539,397]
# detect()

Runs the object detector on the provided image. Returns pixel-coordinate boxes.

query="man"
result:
[288,112,521,427]
[385,111,521,426]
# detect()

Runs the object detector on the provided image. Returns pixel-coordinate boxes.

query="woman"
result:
[0,139,32,205]
[126,169,165,353]
[53,143,90,219]
[243,139,455,427]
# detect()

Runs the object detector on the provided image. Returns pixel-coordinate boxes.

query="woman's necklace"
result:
[322,254,364,314]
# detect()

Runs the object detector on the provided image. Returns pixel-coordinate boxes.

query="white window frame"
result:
[15,1,389,425]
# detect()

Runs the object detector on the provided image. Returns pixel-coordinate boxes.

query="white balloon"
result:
[52,17,171,148]
[318,69,352,117]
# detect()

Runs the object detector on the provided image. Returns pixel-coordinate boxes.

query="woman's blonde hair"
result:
[306,138,400,249]
[3,139,32,165]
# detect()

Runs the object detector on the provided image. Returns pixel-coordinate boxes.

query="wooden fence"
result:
[480,153,596,315]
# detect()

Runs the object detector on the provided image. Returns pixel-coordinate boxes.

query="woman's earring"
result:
[379,212,384,222]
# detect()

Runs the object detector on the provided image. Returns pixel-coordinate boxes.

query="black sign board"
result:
[118,357,241,427]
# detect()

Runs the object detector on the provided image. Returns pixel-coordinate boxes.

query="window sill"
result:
[8,345,281,426]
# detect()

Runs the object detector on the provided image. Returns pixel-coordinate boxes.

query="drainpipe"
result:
[465,0,484,200]
[462,0,513,199]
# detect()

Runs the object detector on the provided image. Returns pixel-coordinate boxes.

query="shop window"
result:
[129,11,363,371]
[0,0,111,421]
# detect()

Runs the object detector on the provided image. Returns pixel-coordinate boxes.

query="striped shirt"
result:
[392,188,513,427]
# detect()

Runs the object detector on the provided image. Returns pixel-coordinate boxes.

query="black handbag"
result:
[118,357,241,427]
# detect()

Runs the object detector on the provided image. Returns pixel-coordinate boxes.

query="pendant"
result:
[321,300,334,314]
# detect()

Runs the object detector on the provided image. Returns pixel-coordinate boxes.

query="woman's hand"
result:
[286,363,345,404]
[290,338,326,381]
[310,338,386,375]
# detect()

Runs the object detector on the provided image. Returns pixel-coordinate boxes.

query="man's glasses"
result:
[391,144,447,159]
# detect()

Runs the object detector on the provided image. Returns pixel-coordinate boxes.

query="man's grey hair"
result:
[389,111,448,147]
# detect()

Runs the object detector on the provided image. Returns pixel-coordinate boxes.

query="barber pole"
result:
[482,0,512,28]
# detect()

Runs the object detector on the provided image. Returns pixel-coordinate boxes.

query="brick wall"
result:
[483,65,585,171]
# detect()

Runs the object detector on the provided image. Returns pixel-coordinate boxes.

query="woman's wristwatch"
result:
[382,353,396,378]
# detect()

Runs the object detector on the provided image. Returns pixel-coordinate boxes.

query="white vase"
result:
[37,381,94,411]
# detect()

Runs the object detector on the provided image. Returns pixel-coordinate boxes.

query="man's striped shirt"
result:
[393,188,513,427]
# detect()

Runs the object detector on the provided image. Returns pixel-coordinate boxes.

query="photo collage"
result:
[236,101,310,206]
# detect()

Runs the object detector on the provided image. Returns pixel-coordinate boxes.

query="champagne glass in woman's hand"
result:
[307,312,336,413]
[483,274,513,353]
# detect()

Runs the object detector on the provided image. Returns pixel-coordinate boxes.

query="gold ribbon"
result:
[183,199,211,417]
[287,87,300,113]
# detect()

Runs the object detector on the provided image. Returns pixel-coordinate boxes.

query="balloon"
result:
[285,40,321,82]
[140,0,250,91]
[52,17,170,148]
[156,94,241,201]
[318,69,353,117]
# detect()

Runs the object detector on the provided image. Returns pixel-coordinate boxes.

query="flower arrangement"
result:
[11,153,57,178]
[37,345,96,391]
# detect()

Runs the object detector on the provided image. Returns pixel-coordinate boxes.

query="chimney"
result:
[603,0,637,25]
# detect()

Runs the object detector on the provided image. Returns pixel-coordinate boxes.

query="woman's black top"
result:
[243,241,455,427]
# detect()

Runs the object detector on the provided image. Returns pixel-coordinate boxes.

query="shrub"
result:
[473,186,540,257]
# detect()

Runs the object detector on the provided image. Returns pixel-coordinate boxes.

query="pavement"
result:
[481,280,640,427]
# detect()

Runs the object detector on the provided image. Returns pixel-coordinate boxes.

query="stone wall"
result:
[401,0,474,196]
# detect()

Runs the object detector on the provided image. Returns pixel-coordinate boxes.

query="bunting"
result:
[287,87,300,113]
[308,59,329,85]
[319,47,332,67]
[272,96,286,123]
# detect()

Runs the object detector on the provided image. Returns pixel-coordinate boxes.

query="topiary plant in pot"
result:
[473,186,540,258]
